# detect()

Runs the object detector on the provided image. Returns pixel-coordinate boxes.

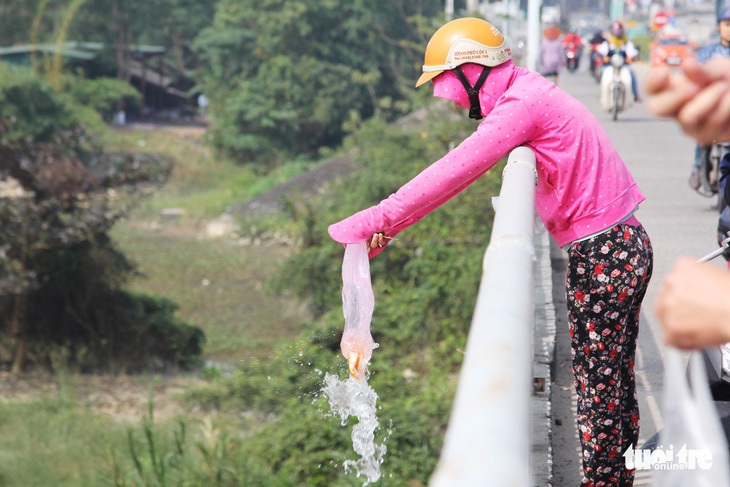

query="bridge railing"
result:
[429,146,538,487]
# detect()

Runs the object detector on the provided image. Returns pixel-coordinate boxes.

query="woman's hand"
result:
[367,232,388,250]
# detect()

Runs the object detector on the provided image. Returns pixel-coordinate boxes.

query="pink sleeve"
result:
[328,99,534,256]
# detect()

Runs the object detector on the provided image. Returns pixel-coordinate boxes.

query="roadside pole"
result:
[527,0,542,72]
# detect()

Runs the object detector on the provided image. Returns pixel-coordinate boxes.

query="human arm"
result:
[623,41,639,62]
[645,57,730,145]
[654,257,730,350]
[596,40,609,57]
[328,99,534,256]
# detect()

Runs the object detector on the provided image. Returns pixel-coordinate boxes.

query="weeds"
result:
[113,395,250,487]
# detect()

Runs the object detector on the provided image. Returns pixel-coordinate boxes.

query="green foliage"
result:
[0,65,77,140]
[109,399,273,487]
[631,34,653,63]
[98,291,206,371]
[61,73,141,123]
[193,0,443,165]
[0,64,140,140]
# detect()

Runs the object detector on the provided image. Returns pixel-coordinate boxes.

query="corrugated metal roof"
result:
[0,44,97,60]
[0,42,165,59]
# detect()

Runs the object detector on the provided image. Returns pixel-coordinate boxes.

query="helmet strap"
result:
[453,66,491,120]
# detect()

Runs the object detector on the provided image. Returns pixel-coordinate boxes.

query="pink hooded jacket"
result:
[328,60,644,256]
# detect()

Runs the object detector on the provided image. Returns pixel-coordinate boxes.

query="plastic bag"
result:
[340,242,377,378]
[652,348,730,486]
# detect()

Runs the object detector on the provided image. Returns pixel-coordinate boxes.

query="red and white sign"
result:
[653,11,670,30]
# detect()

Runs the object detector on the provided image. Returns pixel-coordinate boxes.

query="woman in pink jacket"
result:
[329,18,652,487]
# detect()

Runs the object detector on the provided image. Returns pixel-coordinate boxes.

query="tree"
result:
[193,0,443,165]
[0,121,170,372]
[67,0,217,88]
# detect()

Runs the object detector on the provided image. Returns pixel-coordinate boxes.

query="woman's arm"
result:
[328,99,535,256]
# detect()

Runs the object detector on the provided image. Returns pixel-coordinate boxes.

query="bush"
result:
[0,119,203,372]
[0,65,77,140]
[0,65,141,140]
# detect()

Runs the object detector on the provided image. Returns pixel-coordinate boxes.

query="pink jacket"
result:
[328,60,644,256]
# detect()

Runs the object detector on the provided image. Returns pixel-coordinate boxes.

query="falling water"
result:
[322,371,388,485]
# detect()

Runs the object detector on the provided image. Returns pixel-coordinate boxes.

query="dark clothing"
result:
[720,152,730,205]
[567,223,653,487]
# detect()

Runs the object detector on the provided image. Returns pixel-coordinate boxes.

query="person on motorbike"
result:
[588,30,607,79]
[684,7,730,191]
[562,26,584,71]
[596,20,641,102]
[330,17,653,487]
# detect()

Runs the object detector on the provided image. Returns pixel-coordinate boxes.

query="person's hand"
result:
[646,57,730,145]
[367,232,388,250]
[654,257,730,350]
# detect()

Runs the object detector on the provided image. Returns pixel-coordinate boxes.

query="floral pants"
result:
[566,223,653,487]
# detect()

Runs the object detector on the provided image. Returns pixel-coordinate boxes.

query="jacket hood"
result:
[432,60,517,117]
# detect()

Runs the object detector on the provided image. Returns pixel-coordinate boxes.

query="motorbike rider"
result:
[562,26,584,70]
[597,20,641,102]
[330,17,653,487]
[588,29,607,78]
[687,6,730,192]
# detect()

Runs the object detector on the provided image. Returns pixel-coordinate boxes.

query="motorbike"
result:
[589,43,604,83]
[600,52,633,121]
[564,41,582,72]
[698,141,730,212]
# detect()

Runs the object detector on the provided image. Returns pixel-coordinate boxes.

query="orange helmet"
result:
[415,17,512,88]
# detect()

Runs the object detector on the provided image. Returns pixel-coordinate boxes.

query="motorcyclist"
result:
[562,26,584,70]
[688,6,730,192]
[597,20,641,102]
[588,30,607,79]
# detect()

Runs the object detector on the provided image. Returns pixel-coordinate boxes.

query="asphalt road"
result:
[549,62,726,486]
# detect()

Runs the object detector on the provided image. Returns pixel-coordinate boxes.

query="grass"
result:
[110,223,308,364]
[101,127,315,220]
[104,125,313,365]
[0,398,125,486]
[0,394,259,487]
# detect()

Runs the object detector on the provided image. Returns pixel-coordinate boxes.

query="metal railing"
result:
[429,146,538,487]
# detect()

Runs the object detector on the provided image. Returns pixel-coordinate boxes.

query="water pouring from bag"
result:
[322,241,387,484]
[340,242,378,378]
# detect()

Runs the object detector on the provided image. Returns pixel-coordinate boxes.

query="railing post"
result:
[429,146,538,487]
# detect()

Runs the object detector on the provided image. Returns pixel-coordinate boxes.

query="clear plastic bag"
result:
[340,242,377,378]
[652,348,730,486]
